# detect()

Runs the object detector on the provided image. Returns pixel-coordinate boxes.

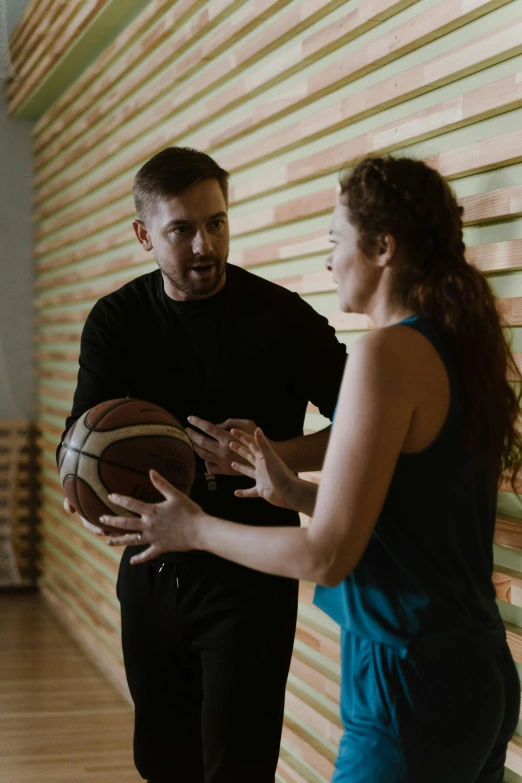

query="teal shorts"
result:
[332,632,519,783]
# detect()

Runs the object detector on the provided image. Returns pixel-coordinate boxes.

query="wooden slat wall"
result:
[9,0,522,778]
[6,0,154,119]
[7,0,116,117]
[0,421,37,586]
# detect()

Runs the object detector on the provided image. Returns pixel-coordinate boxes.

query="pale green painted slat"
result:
[40,575,123,660]
[43,556,121,635]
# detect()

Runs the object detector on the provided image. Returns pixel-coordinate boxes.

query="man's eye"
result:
[171,226,188,234]
[209,220,225,229]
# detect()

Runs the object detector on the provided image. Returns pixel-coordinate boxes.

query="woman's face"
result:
[327,201,382,314]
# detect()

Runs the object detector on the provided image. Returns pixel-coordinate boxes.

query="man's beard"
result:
[160,253,228,298]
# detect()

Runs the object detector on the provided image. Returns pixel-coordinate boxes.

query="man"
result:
[59,147,346,782]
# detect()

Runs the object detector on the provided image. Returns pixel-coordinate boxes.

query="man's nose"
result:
[193,229,213,256]
[325,254,333,271]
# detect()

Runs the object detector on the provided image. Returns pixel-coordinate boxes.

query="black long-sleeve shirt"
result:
[60,263,347,531]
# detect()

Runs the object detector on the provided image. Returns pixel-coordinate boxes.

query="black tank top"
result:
[314,315,505,661]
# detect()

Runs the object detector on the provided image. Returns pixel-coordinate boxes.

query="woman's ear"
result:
[375,233,396,268]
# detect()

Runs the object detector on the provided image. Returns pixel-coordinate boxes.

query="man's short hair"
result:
[133,147,229,221]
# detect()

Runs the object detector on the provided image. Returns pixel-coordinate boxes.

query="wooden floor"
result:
[0,592,140,782]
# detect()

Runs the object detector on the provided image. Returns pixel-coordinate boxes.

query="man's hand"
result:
[63,497,106,536]
[186,417,258,475]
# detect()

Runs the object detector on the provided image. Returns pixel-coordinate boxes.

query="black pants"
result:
[117,547,298,782]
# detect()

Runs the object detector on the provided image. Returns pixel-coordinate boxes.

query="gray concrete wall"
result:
[0,0,34,418]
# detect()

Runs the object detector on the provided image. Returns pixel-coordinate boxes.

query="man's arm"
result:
[58,298,129,533]
[290,293,347,416]
[272,426,332,473]
[57,298,129,463]
[279,294,347,472]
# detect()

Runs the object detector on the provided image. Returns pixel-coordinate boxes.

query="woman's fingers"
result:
[106,533,142,547]
[130,546,157,565]
[254,428,272,454]
[234,487,260,499]
[100,515,142,530]
[149,469,176,498]
[231,461,256,479]
[229,441,255,465]
[230,428,256,448]
[108,493,148,515]
[82,519,106,536]
[219,418,256,435]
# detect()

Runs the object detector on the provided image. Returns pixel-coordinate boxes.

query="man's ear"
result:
[132,219,153,251]
[375,233,396,268]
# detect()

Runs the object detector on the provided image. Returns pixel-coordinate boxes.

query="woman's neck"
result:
[366,297,417,329]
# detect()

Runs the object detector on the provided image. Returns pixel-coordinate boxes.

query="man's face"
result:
[134,178,230,300]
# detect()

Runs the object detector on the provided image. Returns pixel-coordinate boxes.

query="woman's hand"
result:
[103,470,206,564]
[229,427,299,509]
[63,497,106,536]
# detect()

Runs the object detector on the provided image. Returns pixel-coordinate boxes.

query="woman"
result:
[105,156,521,782]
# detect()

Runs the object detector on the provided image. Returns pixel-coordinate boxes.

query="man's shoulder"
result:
[228,263,299,305]
[228,263,334,334]
[94,269,160,313]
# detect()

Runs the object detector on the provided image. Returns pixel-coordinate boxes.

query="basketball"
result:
[59,399,195,534]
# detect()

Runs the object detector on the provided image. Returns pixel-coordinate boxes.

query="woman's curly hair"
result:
[340,155,522,487]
